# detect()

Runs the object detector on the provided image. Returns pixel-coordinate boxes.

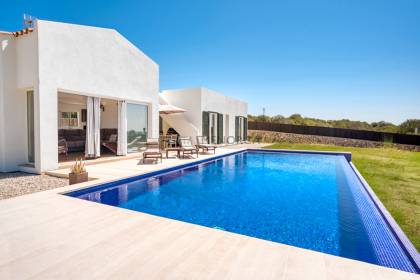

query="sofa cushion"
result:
[66,140,85,152]
[108,134,117,142]
[66,135,85,141]
[58,129,86,152]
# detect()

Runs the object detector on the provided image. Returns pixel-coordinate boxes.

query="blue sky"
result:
[1,0,419,124]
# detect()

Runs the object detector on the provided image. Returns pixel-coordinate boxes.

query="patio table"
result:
[166,147,181,158]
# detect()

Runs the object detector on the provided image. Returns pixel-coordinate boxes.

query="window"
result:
[235,116,247,141]
[60,112,79,128]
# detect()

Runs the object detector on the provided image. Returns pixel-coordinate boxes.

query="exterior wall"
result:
[100,101,118,129]
[0,35,3,171]
[16,33,38,89]
[159,88,202,139]
[160,87,248,142]
[201,88,248,138]
[0,32,38,172]
[35,20,159,171]
[160,88,202,128]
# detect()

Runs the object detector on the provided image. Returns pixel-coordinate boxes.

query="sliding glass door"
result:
[126,103,148,153]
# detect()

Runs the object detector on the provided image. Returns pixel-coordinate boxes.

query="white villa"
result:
[0,19,247,174]
[160,88,248,145]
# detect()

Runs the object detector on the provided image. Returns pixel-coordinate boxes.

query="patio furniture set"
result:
[142,136,217,163]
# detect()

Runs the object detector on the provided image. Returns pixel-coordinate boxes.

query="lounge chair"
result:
[196,136,216,154]
[143,138,163,163]
[178,137,199,158]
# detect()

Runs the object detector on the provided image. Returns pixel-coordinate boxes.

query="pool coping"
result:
[348,161,420,273]
[63,147,419,273]
[247,148,353,162]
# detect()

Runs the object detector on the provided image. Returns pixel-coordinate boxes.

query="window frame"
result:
[59,111,80,129]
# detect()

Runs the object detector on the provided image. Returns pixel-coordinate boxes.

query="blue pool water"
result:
[67,151,418,273]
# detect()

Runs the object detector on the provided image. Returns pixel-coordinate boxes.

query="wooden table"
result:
[165,147,181,158]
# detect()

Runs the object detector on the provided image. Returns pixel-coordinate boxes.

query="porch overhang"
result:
[159,104,186,115]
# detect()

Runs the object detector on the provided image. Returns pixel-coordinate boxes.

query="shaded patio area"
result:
[50,145,259,180]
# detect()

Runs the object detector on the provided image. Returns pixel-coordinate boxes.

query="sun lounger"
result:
[178,137,199,158]
[196,136,216,154]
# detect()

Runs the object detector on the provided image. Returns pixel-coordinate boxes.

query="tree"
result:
[271,115,285,123]
[247,113,419,135]
[254,114,270,122]
[399,119,420,134]
[289,114,304,125]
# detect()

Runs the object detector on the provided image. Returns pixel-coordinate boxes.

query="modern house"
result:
[0,19,248,174]
[160,88,248,144]
[0,20,159,173]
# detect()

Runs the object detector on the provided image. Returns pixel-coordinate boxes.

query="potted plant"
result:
[69,158,88,185]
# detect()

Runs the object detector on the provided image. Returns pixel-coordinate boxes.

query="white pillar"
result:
[117,100,127,156]
[85,96,101,158]
[36,83,58,172]
[151,102,159,138]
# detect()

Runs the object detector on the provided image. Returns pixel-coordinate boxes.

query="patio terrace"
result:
[0,145,417,279]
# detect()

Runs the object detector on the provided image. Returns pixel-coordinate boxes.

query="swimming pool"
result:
[66,150,419,273]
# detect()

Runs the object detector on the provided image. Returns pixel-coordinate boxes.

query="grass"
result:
[264,142,420,251]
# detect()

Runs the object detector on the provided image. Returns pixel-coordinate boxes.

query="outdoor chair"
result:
[196,136,216,154]
[178,137,199,158]
[142,138,163,163]
[167,134,178,148]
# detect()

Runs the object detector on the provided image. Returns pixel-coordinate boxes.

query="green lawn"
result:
[264,143,420,251]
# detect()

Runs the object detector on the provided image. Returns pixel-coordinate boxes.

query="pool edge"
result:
[247,148,352,162]
[62,149,246,197]
[348,161,420,273]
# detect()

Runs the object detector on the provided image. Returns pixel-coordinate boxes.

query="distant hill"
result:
[248,114,420,135]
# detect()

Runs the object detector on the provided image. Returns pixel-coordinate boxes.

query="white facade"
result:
[160,88,248,143]
[1,20,249,173]
[0,20,159,173]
